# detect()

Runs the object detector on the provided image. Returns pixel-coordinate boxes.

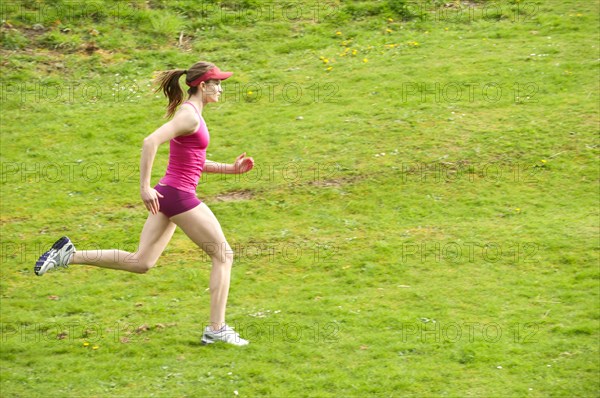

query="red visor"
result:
[187,66,233,87]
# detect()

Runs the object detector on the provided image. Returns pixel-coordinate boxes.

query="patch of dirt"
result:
[309,179,344,188]
[212,189,254,202]
[443,1,480,8]
[308,175,364,188]
[176,32,195,52]
[0,216,29,225]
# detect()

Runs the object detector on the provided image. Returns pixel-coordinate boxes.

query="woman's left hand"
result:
[234,152,255,174]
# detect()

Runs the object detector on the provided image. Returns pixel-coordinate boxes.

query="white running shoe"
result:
[34,236,76,276]
[201,324,249,346]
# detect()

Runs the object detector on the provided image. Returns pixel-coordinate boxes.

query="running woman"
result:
[34,61,255,346]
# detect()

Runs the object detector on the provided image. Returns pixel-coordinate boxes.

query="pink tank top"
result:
[159,102,210,192]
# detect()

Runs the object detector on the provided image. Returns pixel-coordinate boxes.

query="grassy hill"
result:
[1,0,599,396]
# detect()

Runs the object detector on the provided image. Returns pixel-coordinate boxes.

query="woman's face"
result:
[202,80,222,103]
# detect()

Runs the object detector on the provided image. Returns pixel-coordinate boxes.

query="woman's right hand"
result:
[141,186,164,215]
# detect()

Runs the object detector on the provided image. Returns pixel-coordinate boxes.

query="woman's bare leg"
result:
[170,203,233,331]
[70,212,176,274]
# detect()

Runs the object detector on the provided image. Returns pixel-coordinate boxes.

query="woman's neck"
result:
[186,96,204,113]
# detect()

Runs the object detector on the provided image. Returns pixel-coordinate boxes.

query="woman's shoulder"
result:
[171,104,201,135]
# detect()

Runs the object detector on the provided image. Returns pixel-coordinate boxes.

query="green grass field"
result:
[1,0,599,396]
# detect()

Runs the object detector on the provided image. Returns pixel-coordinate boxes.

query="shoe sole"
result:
[200,336,250,347]
[200,335,249,346]
[35,236,70,276]
[201,335,216,345]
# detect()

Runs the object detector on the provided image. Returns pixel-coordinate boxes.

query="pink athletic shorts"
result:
[154,183,202,218]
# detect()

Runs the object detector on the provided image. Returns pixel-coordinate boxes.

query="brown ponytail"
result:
[155,61,216,118]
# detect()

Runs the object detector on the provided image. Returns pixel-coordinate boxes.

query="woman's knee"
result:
[223,247,234,265]
[130,253,158,274]
[206,243,234,265]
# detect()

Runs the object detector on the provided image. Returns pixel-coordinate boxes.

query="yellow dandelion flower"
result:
[323,58,329,64]
[83,342,90,347]
[515,208,521,212]
[336,31,342,35]
[352,49,358,55]
[540,159,547,163]
[388,18,394,22]
[326,66,333,71]
[92,345,99,350]
[363,58,368,63]
[247,91,253,95]
[386,28,392,33]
